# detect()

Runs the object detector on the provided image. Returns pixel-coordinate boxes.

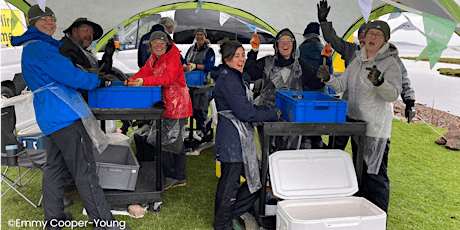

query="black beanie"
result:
[303,22,320,37]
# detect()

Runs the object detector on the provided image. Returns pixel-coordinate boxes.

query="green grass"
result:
[2,119,459,229]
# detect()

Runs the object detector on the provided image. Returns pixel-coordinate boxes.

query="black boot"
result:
[63,195,74,207]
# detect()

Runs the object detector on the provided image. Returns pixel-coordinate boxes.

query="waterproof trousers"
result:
[214,162,260,230]
[162,118,187,181]
[357,139,390,213]
[43,120,113,223]
[162,151,186,181]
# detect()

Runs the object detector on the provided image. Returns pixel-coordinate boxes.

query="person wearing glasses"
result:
[317,20,403,213]
[244,28,326,151]
[127,31,193,190]
[182,27,216,143]
[11,5,127,230]
[317,0,416,154]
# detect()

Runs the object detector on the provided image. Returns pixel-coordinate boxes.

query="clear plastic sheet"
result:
[185,45,209,64]
[253,54,303,152]
[145,58,193,119]
[253,54,302,107]
[353,135,388,175]
[219,110,260,194]
[146,118,184,154]
[31,82,109,153]
[205,98,218,129]
[218,81,261,193]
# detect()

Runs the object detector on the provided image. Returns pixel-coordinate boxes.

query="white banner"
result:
[358,0,373,23]
[219,12,230,26]
[37,0,47,12]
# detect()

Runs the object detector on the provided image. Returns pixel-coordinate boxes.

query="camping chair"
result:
[1,105,47,208]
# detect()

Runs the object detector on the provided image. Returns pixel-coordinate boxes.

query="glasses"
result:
[195,32,205,37]
[34,16,57,23]
[366,32,384,39]
[79,26,94,35]
[278,38,294,44]
[152,40,166,45]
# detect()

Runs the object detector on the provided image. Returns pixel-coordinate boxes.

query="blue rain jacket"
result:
[11,26,101,135]
[211,64,278,162]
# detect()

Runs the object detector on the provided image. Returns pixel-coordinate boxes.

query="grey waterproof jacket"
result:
[326,43,402,138]
[320,21,415,104]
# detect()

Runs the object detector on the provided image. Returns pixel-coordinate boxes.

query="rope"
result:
[416,114,447,140]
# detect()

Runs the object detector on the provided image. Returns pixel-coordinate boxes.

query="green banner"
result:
[422,12,457,69]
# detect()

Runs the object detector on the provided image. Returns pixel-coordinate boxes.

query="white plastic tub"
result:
[269,150,387,230]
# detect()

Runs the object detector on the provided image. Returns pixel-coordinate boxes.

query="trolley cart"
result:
[254,121,367,229]
[186,84,215,149]
[92,108,164,212]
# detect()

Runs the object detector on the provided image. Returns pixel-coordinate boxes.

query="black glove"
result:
[105,38,116,57]
[317,64,330,82]
[274,108,283,120]
[365,65,384,86]
[317,0,330,22]
[405,100,416,123]
[152,101,166,110]
[98,74,118,87]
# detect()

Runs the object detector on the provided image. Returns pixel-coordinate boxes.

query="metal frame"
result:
[91,108,164,194]
[186,84,215,148]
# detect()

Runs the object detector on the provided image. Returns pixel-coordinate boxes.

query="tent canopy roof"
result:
[7,0,460,45]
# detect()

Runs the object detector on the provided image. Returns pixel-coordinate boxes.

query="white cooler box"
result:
[269,149,387,230]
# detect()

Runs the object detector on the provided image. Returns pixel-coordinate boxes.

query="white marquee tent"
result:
[6,0,460,48]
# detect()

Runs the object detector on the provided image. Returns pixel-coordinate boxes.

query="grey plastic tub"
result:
[93,144,139,191]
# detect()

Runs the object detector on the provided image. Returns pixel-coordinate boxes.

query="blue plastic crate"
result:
[184,70,205,86]
[18,136,46,150]
[328,88,336,95]
[275,91,347,123]
[88,85,161,108]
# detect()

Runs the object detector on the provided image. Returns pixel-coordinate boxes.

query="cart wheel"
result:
[150,203,161,213]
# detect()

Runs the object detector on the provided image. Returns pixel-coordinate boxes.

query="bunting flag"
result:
[421,12,457,69]
[245,23,257,33]
[196,0,205,13]
[10,11,19,31]
[357,0,373,23]
[391,21,418,33]
[388,7,402,20]
[219,12,230,26]
[115,23,125,41]
[415,47,429,62]
[37,0,47,12]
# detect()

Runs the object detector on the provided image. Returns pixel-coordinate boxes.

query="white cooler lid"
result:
[269,149,358,200]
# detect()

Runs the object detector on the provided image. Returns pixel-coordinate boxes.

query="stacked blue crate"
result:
[275,91,347,123]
